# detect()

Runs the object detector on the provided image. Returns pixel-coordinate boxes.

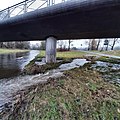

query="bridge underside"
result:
[0,0,120,42]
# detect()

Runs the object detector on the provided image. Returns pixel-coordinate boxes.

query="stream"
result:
[0,50,39,79]
[0,59,90,113]
[0,53,120,117]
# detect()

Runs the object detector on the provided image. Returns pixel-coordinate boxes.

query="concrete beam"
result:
[45,37,57,63]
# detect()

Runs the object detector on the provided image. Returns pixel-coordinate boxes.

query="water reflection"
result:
[0,50,39,79]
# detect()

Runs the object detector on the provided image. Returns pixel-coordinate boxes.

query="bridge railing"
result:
[0,0,66,21]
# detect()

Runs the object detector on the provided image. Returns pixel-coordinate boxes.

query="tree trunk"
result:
[91,39,97,50]
[111,38,118,50]
[88,39,91,50]
[0,42,3,48]
[96,39,100,50]
[68,40,72,51]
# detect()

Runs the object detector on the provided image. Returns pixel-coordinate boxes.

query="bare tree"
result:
[91,39,97,50]
[2,41,30,49]
[57,40,68,51]
[96,39,101,50]
[0,42,3,48]
[68,40,73,51]
[87,39,97,50]
[58,40,64,50]
[111,38,118,50]
[40,41,45,50]
[87,39,92,51]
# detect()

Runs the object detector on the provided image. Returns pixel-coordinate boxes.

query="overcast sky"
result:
[0,0,63,10]
[0,0,23,10]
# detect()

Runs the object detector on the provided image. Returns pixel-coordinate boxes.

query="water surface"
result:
[0,59,89,113]
[0,50,39,79]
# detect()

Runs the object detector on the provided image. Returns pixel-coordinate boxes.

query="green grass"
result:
[23,59,72,75]
[97,56,120,64]
[94,50,120,57]
[23,50,88,75]
[102,50,120,56]
[0,48,29,54]
[9,66,120,120]
[38,50,87,59]
[24,50,120,75]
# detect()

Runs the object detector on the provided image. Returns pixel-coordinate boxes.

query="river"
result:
[0,57,90,115]
[0,51,120,118]
[0,50,39,79]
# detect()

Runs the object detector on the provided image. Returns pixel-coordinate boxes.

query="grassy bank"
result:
[23,59,72,75]
[9,65,120,120]
[94,50,120,57]
[101,50,120,56]
[23,50,88,75]
[38,50,88,59]
[4,50,120,119]
[0,48,29,54]
[23,50,120,83]
[24,50,120,75]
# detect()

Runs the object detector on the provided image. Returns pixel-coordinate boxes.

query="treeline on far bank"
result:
[36,39,120,51]
[0,41,30,49]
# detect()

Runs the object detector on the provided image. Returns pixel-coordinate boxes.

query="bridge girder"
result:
[0,0,120,41]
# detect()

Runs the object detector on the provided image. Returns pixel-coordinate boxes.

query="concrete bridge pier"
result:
[45,37,57,63]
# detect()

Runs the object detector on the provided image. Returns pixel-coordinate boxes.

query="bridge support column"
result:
[45,37,57,63]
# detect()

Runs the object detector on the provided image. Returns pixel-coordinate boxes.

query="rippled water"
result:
[0,50,39,79]
[59,59,89,70]
[0,59,89,113]
[0,57,120,117]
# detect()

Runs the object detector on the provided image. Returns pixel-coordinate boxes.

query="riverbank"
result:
[0,49,29,54]
[0,50,39,79]
[100,50,120,56]
[1,50,120,119]
[9,63,120,120]
[38,50,88,59]
[23,50,88,75]
[23,50,120,75]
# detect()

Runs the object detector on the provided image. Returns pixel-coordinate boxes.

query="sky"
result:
[0,0,63,10]
[0,0,23,10]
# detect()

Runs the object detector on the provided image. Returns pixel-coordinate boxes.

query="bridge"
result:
[0,0,120,63]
